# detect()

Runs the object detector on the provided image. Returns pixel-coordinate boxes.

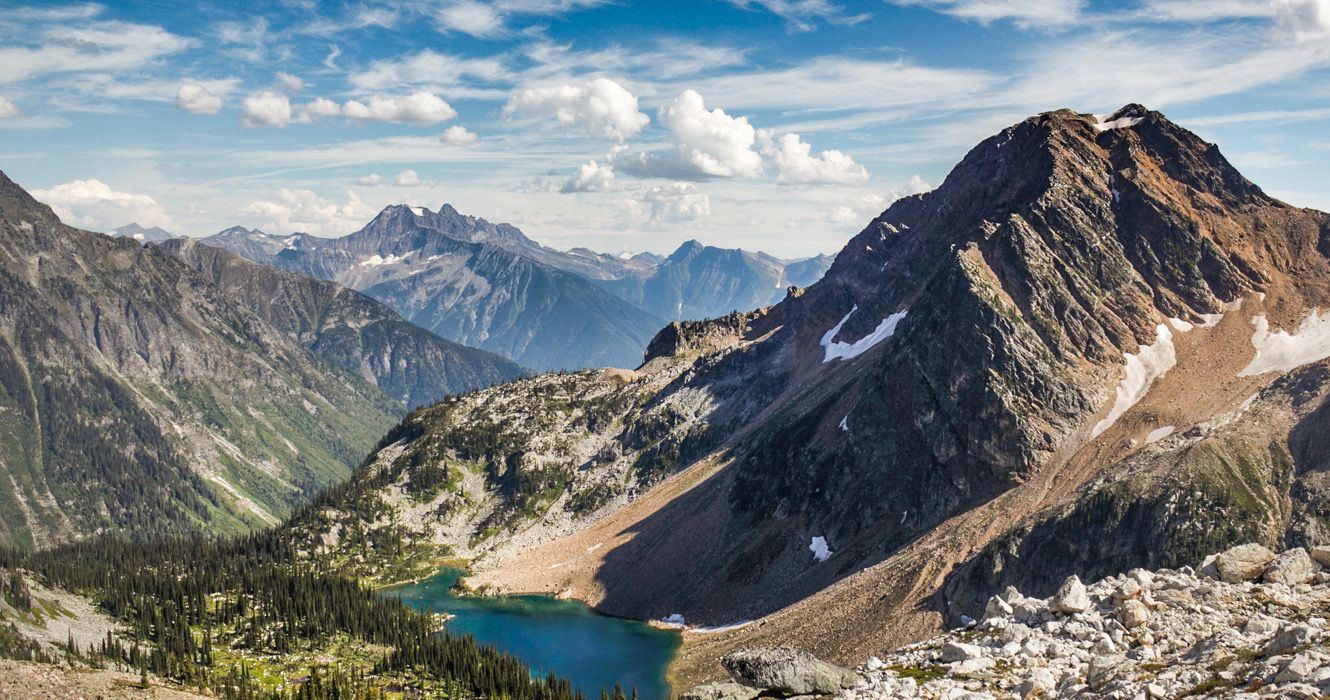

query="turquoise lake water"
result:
[387,568,681,700]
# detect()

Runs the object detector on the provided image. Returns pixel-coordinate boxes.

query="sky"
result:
[0,0,1328,259]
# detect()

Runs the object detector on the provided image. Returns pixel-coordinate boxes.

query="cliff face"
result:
[0,171,411,548]
[294,106,1330,680]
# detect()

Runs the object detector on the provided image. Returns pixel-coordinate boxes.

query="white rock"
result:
[1018,667,1055,698]
[984,595,1013,619]
[1051,576,1091,614]
[1310,545,1330,568]
[1266,623,1316,655]
[1119,599,1150,629]
[1264,548,1318,586]
[940,642,985,663]
[1213,543,1276,583]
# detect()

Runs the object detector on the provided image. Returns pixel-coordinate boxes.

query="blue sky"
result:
[1,0,1328,258]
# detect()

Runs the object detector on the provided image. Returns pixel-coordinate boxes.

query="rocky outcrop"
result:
[837,548,1330,698]
[722,646,860,695]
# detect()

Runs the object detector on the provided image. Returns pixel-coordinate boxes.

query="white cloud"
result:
[561,161,615,193]
[340,91,457,124]
[242,91,293,127]
[504,78,649,140]
[1274,0,1330,36]
[0,97,18,119]
[241,188,375,236]
[655,90,764,179]
[175,83,222,114]
[348,50,509,96]
[354,174,384,186]
[31,179,172,230]
[0,20,194,84]
[760,131,868,184]
[828,176,930,224]
[276,71,305,93]
[888,0,1086,28]
[440,125,479,145]
[616,182,712,228]
[301,97,342,118]
[725,0,871,30]
[393,169,423,186]
[431,0,607,37]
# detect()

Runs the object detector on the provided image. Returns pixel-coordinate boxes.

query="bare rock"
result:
[1311,546,1330,568]
[1118,598,1150,629]
[722,647,860,695]
[1214,543,1276,583]
[1264,548,1318,586]
[679,682,762,700]
[1051,575,1091,614]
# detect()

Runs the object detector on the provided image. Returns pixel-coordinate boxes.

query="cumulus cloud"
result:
[440,125,479,145]
[393,170,423,186]
[243,91,293,127]
[504,78,649,140]
[1274,0,1330,36]
[175,83,223,114]
[654,90,763,179]
[354,174,384,186]
[616,182,712,228]
[828,176,931,225]
[349,50,509,94]
[432,0,607,37]
[276,71,305,93]
[242,189,375,236]
[0,97,18,118]
[888,0,1085,27]
[759,131,868,184]
[561,161,615,193]
[339,91,457,123]
[31,179,172,230]
[244,91,457,126]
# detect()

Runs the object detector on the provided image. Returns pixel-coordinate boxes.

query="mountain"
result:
[0,170,428,549]
[284,105,1330,684]
[109,223,175,243]
[201,207,667,371]
[159,238,526,408]
[600,240,833,321]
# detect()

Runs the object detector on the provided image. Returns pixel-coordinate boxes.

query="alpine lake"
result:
[386,567,682,700]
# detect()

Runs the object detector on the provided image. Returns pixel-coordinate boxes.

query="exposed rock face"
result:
[0,171,409,548]
[721,646,859,695]
[160,238,525,408]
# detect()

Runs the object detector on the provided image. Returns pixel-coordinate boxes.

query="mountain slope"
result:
[601,240,832,321]
[0,171,410,549]
[202,207,666,371]
[289,105,1330,684]
[160,238,527,408]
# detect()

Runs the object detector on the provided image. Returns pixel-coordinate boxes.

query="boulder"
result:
[1264,548,1319,586]
[1213,543,1276,583]
[1086,654,1127,691]
[1275,651,1330,684]
[1118,599,1150,629]
[679,682,762,700]
[1311,546,1330,568]
[1051,575,1091,614]
[940,642,985,663]
[1018,667,1056,698]
[1265,623,1316,655]
[722,647,859,695]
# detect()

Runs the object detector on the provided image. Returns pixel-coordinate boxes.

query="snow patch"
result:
[1091,324,1177,438]
[1145,426,1175,444]
[1168,317,1193,332]
[409,206,425,216]
[838,415,849,432]
[809,536,832,562]
[661,614,686,626]
[694,620,753,634]
[820,306,909,363]
[1238,310,1330,376]
[1094,114,1144,131]
[357,252,413,268]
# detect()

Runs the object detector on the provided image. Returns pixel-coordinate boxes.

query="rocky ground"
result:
[0,660,210,699]
[685,544,1330,699]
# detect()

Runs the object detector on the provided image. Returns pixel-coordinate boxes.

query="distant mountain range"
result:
[0,171,522,548]
[198,206,832,371]
[110,223,176,243]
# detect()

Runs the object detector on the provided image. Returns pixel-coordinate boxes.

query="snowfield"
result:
[810,536,832,562]
[1091,324,1177,438]
[821,306,909,363]
[1239,310,1330,376]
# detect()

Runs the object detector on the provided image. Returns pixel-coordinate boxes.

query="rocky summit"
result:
[685,544,1330,699]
